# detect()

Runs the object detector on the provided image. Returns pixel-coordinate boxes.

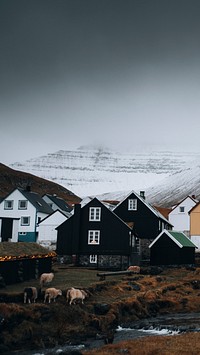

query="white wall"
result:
[169,197,197,232]
[190,236,200,251]
[0,189,36,234]
[37,211,67,244]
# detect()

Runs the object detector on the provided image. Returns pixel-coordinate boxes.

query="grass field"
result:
[1,264,99,294]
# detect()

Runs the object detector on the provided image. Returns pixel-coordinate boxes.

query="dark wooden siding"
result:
[114,193,160,239]
[56,198,131,256]
[56,217,74,255]
[150,234,195,265]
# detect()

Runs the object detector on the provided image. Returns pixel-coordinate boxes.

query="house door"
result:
[1,218,13,241]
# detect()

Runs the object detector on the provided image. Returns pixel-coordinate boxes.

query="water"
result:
[10,312,200,354]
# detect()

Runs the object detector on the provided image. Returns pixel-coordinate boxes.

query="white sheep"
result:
[44,287,62,303]
[39,272,54,287]
[66,287,88,305]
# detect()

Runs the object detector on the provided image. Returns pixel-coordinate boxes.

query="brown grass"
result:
[82,333,200,354]
[1,265,200,353]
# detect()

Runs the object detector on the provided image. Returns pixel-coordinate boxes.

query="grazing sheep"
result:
[39,272,54,287]
[24,287,38,304]
[127,265,141,274]
[66,287,88,305]
[44,287,62,303]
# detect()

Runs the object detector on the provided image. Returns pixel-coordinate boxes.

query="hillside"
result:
[9,146,199,198]
[0,163,81,205]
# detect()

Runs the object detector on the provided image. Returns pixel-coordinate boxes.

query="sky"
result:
[1,0,200,164]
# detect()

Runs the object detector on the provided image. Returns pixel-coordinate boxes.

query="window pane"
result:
[4,200,13,209]
[90,255,97,263]
[128,199,137,210]
[21,216,30,226]
[89,207,101,221]
[88,230,100,244]
[18,200,27,209]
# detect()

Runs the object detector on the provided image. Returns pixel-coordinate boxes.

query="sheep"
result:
[24,287,38,304]
[127,265,141,274]
[39,272,54,287]
[44,287,62,303]
[66,287,88,305]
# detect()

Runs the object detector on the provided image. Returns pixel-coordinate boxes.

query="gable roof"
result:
[39,209,70,224]
[42,194,72,212]
[149,229,198,249]
[169,195,198,213]
[112,190,172,225]
[18,188,53,214]
[153,206,172,220]
[84,197,134,230]
[57,197,133,231]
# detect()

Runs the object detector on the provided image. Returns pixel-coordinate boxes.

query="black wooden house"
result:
[149,230,197,266]
[112,191,173,260]
[56,198,135,270]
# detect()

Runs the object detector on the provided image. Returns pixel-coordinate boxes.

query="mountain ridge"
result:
[9,146,200,206]
[0,163,81,205]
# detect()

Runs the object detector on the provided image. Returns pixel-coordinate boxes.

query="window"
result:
[179,206,185,213]
[90,255,97,264]
[21,216,30,226]
[88,230,100,244]
[89,207,101,221]
[128,199,137,210]
[4,200,13,210]
[18,200,28,209]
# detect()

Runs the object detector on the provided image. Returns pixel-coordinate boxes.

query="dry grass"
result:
[82,333,200,354]
[1,265,200,353]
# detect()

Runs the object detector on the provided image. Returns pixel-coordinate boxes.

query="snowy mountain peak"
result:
[9,146,200,207]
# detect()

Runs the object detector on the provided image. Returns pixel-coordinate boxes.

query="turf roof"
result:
[0,242,56,260]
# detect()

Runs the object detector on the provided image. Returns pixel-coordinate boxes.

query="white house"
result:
[0,187,53,242]
[42,194,72,215]
[37,209,69,250]
[168,195,198,236]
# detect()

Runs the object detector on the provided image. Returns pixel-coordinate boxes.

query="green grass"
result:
[0,264,100,294]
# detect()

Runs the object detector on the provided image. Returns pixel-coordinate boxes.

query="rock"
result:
[93,303,110,315]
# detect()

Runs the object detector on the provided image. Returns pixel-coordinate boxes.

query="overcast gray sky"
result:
[1,0,200,164]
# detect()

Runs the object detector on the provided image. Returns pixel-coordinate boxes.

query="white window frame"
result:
[18,200,28,210]
[90,255,97,264]
[128,199,137,211]
[89,207,101,221]
[88,230,100,244]
[4,200,14,210]
[21,216,30,226]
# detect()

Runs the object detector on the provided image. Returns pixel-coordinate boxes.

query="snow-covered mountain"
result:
[9,145,200,206]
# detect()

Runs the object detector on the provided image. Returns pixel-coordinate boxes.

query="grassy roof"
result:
[0,242,56,261]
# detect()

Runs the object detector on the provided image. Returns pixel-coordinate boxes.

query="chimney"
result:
[26,185,31,192]
[192,194,196,199]
[140,191,145,199]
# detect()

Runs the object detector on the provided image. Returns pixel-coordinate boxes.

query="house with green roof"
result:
[149,229,197,266]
